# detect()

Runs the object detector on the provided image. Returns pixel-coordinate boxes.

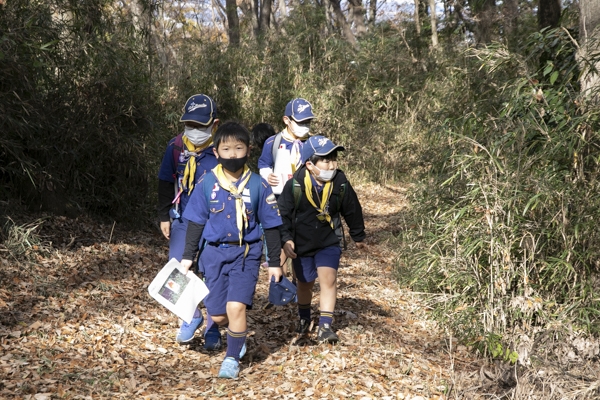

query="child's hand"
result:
[283,241,297,259]
[160,221,170,240]
[267,173,280,186]
[268,267,283,282]
[180,259,193,274]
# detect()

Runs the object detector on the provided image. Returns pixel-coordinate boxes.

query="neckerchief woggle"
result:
[213,164,252,245]
[303,169,334,229]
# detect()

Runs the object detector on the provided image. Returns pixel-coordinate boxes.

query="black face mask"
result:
[219,156,248,173]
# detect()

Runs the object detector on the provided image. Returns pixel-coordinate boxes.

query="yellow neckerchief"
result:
[213,164,252,245]
[303,169,334,229]
[282,128,303,172]
[181,135,213,194]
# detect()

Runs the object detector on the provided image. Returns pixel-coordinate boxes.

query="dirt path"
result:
[0,183,480,399]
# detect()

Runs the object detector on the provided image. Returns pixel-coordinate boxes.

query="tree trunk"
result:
[260,0,272,32]
[226,0,240,46]
[329,0,357,45]
[503,0,518,45]
[473,0,496,44]
[368,0,377,27]
[538,0,561,30]
[429,0,438,48]
[348,0,367,37]
[579,0,600,101]
[414,0,420,36]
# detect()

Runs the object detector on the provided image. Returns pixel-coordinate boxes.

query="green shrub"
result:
[396,28,600,358]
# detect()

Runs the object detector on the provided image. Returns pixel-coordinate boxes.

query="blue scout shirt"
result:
[157,136,218,213]
[182,170,282,243]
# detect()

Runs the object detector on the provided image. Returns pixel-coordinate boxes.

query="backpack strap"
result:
[337,182,347,250]
[292,177,302,209]
[248,173,262,219]
[271,133,283,164]
[172,133,184,180]
[338,182,346,208]
[202,171,216,204]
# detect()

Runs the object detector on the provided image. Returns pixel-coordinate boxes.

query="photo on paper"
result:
[158,269,190,305]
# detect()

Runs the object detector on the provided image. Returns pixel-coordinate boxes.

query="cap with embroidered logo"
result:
[301,135,345,164]
[268,275,297,306]
[285,98,315,122]
[180,94,217,125]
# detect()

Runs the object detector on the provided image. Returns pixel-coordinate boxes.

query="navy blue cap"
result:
[268,275,297,306]
[180,94,217,125]
[300,135,345,164]
[285,98,315,122]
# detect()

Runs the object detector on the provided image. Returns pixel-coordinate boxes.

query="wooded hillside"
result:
[2,0,600,397]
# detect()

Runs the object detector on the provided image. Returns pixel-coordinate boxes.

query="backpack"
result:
[291,177,347,250]
[202,171,263,221]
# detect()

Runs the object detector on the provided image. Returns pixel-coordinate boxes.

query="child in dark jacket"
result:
[277,135,366,343]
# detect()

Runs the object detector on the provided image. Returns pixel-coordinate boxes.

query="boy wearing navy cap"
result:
[180,121,283,379]
[258,98,315,195]
[278,135,366,343]
[157,94,219,344]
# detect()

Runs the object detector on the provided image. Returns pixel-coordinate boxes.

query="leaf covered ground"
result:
[1,183,483,399]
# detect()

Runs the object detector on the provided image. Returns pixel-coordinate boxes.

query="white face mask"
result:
[311,163,337,181]
[184,124,212,146]
[289,120,310,139]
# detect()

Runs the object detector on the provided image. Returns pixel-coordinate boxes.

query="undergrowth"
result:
[394,27,600,366]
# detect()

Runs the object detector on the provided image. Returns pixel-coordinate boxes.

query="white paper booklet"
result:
[148,258,209,323]
[272,145,293,195]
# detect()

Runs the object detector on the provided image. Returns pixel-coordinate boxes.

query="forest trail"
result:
[0,183,481,399]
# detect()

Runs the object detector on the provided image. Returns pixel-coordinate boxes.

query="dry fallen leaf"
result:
[0,184,478,400]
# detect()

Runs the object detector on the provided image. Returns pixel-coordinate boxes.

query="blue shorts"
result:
[169,217,205,273]
[199,241,262,315]
[292,246,342,283]
[168,217,188,261]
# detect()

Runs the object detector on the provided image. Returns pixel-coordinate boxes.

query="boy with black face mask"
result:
[180,121,283,379]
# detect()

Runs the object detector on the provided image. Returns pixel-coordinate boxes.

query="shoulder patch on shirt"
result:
[266,194,277,204]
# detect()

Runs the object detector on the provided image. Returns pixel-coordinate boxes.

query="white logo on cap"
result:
[188,102,207,112]
[297,104,310,113]
[318,137,328,146]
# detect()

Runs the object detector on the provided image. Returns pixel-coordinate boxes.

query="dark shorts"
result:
[199,241,262,315]
[168,217,188,261]
[292,246,342,283]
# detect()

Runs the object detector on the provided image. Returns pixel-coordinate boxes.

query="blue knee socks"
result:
[319,310,333,327]
[225,328,247,361]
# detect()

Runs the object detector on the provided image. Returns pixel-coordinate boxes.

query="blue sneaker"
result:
[176,315,204,343]
[239,343,246,359]
[218,357,240,379]
[204,327,222,350]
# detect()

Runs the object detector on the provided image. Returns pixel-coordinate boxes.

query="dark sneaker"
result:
[296,318,311,335]
[204,327,222,350]
[317,323,339,343]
